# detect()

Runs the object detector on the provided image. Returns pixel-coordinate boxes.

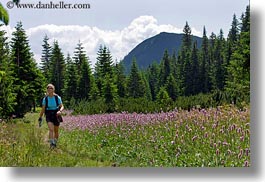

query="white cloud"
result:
[1,16,202,67]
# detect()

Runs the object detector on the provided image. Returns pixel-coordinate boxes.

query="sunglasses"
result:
[47,87,53,89]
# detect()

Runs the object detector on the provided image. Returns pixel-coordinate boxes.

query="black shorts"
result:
[45,110,60,126]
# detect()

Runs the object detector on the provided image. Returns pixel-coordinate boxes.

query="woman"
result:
[39,83,64,148]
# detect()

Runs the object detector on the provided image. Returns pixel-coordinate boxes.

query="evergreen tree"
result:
[115,62,127,98]
[226,14,240,71]
[10,22,44,117]
[127,58,146,98]
[240,5,250,33]
[78,59,92,100]
[0,26,16,119]
[94,45,114,96]
[72,41,92,100]
[89,76,100,101]
[200,26,210,93]
[40,34,52,82]
[208,32,217,91]
[50,40,65,96]
[226,5,250,104]
[147,63,160,100]
[156,87,172,107]
[73,40,87,75]
[159,50,171,87]
[228,14,240,45]
[165,73,178,101]
[102,74,118,112]
[64,53,78,102]
[214,29,226,91]
[142,71,152,100]
[190,41,200,95]
[179,21,192,96]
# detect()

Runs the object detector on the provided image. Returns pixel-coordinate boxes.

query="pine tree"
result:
[50,40,65,96]
[165,73,178,101]
[102,73,118,112]
[226,5,250,104]
[200,27,211,93]
[226,14,240,70]
[190,41,200,95]
[179,21,192,96]
[156,87,172,108]
[214,29,226,91]
[72,41,92,100]
[208,32,217,91]
[10,22,44,117]
[159,50,171,87]
[78,59,92,100]
[40,34,52,82]
[94,45,114,96]
[240,5,250,33]
[89,76,100,101]
[0,25,16,119]
[147,63,160,100]
[127,58,146,98]
[64,53,78,101]
[115,62,127,98]
[73,40,87,75]
[142,71,152,100]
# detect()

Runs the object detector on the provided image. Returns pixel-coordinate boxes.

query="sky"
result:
[1,0,249,67]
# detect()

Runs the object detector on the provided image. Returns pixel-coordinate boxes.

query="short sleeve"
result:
[42,97,46,106]
[58,96,62,105]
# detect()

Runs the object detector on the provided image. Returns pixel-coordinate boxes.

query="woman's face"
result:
[47,86,54,94]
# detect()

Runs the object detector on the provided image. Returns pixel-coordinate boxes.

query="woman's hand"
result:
[56,110,62,116]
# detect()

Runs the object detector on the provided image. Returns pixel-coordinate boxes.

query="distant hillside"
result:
[121,32,202,73]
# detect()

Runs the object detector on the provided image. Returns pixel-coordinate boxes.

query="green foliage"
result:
[0,27,16,119]
[0,71,16,119]
[102,74,118,112]
[0,3,9,25]
[64,54,78,102]
[10,22,45,117]
[94,45,114,96]
[50,41,65,96]
[40,35,52,82]
[127,59,146,98]
[71,99,108,115]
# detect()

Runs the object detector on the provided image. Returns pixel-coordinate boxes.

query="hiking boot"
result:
[50,143,56,149]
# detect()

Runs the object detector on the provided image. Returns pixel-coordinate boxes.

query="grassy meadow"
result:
[0,105,250,167]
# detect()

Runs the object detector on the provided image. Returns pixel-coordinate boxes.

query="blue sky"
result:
[1,0,249,66]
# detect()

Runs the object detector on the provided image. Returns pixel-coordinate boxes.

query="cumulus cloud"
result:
[1,16,202,67]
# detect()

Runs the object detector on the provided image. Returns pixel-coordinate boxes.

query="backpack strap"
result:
[45,96,48,109]
[55,95,59,107]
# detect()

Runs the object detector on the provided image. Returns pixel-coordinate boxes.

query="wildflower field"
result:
[0,104,250,167]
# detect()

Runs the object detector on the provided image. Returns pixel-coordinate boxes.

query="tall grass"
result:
[0,104,250,167]
[61,104,250,167]
[0,112,110,167]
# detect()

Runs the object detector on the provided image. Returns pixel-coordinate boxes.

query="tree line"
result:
[0,5,249,119]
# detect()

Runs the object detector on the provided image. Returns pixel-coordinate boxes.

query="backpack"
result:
[45,95,59,110]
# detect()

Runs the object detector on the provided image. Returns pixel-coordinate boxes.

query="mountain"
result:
[121,32,202,73]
